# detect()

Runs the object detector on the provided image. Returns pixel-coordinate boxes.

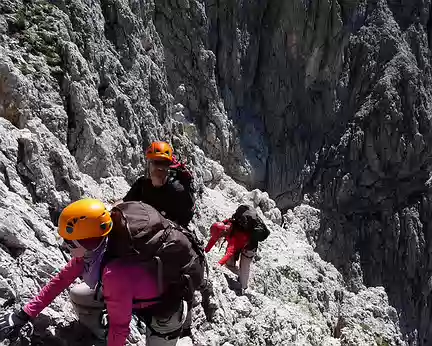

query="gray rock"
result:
[0,0,425,344]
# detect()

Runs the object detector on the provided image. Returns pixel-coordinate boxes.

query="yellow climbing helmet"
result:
[58,199,113,241]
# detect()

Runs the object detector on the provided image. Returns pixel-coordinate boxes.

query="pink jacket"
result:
[23,257,159,346]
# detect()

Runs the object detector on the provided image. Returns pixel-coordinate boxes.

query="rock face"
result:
[0,152,405,345]
[154,0,432,344]
[297,3,432,345]
[0,0,431,345]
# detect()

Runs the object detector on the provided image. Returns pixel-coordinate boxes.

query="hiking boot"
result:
[235,288,245,296]
[234,277,247,296]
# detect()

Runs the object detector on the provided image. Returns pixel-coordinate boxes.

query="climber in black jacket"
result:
[117,141,198,338]
[119,141,195,228]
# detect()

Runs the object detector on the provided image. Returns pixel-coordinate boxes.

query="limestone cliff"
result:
[1,0,431,345]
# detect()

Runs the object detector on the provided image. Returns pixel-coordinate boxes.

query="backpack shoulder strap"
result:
[170,221,209,285]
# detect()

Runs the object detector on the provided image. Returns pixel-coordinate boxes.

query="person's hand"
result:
[211,261,222,271]
[0,309,31,341]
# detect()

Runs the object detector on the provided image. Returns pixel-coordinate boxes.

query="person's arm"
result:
[170,181,194,227]
[205,234,219,253]
[177,199,194,227]
[176,186,194,227]
[206,222,230,253]
[23,257,84,318]
[103,264,133,346]
[218,240,237,266]
[122,177,145,202]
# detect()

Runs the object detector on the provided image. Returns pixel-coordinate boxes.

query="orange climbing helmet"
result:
[146,141,173,162]
[58,199,113,241]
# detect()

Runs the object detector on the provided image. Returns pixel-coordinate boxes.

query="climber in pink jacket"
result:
[19,257,158,346]
[0,199,186,346]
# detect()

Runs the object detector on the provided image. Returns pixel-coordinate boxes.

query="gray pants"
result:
[226,248,256,289]
[145,300,188,346]
[69,283,105,339]
[69,282,187,345]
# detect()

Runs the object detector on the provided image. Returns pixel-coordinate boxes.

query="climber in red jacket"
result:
[205,220,251,266]
[205,205,270,295]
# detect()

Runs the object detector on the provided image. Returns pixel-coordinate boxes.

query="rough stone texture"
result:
[1,0,173,185]
[297,2,432,345]
[159,0,432,344]
[1,0,431,345]
[152,0,355,204]
[0,163,405,345]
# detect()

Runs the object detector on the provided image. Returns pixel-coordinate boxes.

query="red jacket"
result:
[205,220,251,265]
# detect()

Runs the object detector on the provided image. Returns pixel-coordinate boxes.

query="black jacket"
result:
[123,176,194,228]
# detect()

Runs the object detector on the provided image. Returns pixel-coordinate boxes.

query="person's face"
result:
[62,237,105,258]
[149,159,171,187]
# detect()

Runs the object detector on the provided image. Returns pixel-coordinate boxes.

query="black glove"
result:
[0,309,31,341]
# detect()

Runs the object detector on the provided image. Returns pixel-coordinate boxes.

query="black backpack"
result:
[102,201,206,315]
[231,205,270,244]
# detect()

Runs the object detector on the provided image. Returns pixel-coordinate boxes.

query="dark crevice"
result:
[49,206,61,227]
[6,10,27,35]
[50,35,80,158]
[332,316,344,338]
[0,164,11,190]
[16,140,39,203]
[213,0,222,94]
[98,82,109,99]
[427,2,432,49]
[48,152,69,193]
[62,83,78,156]
[100,0,134,69]
[101,0,119,48]
[250,0,273,90]
[0,238,25,259]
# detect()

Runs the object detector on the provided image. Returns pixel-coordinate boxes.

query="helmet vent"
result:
[100,221,113,231]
